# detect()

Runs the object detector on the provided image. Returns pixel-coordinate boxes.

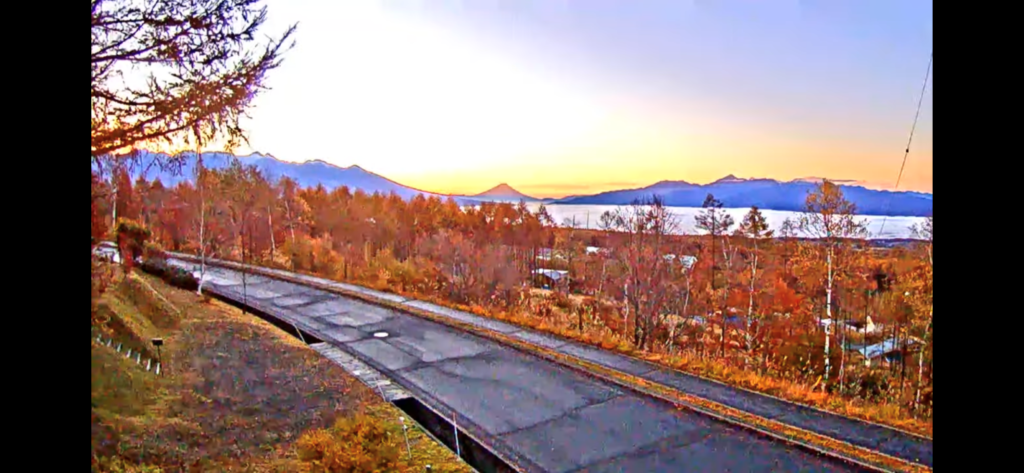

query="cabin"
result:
[843,316,880,334]
[663,254,698,270]
[851,337,923,367]
[532,268,569,289]
[687,313,747,329]
[819,316,881,334]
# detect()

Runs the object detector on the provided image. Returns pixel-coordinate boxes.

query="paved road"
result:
[172,259,867,473]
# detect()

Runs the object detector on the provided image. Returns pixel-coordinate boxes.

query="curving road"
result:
[169,257,873,473]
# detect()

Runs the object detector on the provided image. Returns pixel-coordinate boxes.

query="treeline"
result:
[91,156,933,430]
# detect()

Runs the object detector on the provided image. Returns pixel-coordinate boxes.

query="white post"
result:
[453,413,461,458]
[400,417,412,459]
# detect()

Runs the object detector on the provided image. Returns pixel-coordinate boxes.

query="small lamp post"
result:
[151,338,164,375]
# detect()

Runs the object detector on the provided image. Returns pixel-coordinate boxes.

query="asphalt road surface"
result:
[170,259,872,473]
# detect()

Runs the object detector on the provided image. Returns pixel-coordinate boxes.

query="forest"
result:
[91,155,934,435]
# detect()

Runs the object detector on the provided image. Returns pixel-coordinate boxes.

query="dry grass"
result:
[642,352,931,436]
[91,264,471,472]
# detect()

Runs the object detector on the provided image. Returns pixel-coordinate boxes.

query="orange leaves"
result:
[296,410,402,472]
[769,278,804,315]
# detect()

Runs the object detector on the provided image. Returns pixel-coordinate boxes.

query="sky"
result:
[221,0,932,198]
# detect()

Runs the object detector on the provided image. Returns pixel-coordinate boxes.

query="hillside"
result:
[553,175,933,216]
[90,266,469,472]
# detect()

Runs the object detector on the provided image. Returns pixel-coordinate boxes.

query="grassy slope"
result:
[91,267,471,472]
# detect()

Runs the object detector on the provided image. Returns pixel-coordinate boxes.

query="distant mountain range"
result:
[100,150,483,205]
[100,152,932,217]
[554,174,933,216]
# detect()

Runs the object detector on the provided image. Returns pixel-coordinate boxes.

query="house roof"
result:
[689,315,746,328]
[532,268,569,281]
[858,337,921,359]
[664,254,697,269]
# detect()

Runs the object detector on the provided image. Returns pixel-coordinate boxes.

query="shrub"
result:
[142,241,166,263]
[139,259,198,292]
[114,218,152,270]
[296,410,401,472]
[549,291,574,312]
[92,455,163,473]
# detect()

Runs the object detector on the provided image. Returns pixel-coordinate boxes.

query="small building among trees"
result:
[532,268,569,289]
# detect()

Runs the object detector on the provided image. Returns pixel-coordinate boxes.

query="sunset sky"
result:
[225,0,932,198]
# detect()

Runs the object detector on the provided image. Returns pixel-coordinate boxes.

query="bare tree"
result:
[736,206,773,369]
[92,0,296,157]
[799,180,866,388]
[595,211,619,297]
[606,196,680,350]
[665,254,696,354]
[222,159,263,310]
[910,215,933,411]
[195,155,210,294]
[912,215,933,266]
[695,193,735,358]
[190,154,232,295]
[558,216,585,295]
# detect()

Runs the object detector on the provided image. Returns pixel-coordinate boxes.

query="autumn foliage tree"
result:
[114,218,151,273]
[600,196,683,350]
[695,193,735,357]
[91,0,296,158]
[736,206,773,368]
[799,179,866,388]
[908,215,932,411]
[91,173,110,245]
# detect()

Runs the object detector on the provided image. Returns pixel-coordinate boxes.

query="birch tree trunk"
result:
[111,183,118,225]
[268,205,276,255]
[824,245,833,386]
[668,272,692,353]
[196,157,207,296]
[838,306,847,389]
[745,241,757,368]
[915,311,932,411]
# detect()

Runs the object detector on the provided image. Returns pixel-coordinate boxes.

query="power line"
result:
[877,53,932,239]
